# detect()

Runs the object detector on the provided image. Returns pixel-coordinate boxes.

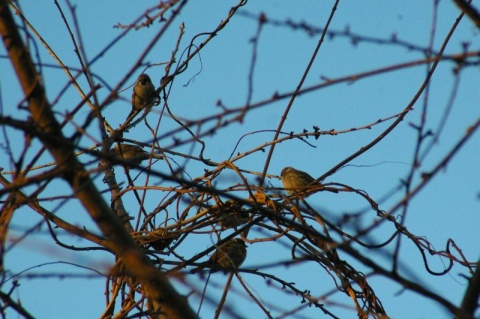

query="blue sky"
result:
[1,1,479,318]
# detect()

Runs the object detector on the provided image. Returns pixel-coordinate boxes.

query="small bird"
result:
[210,200,249,229]
[191,238,247,274]
[280,166,324,195]
[112,143,163,166]
[127,73,156,119]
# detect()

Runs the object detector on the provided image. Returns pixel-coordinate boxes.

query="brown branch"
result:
[0,2,196,318]
[452,0,480,28]
[457,260,480,319]
[260,0,340,185]
[0,175,109,249]
[0,290,35,319]
[0,191,17,273]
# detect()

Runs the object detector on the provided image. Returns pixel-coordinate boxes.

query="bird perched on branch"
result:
[210,200,249,229]
[280,166,331,196]
[127,73,156,119]
[191,238,247,274]
[112,143,163,166]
